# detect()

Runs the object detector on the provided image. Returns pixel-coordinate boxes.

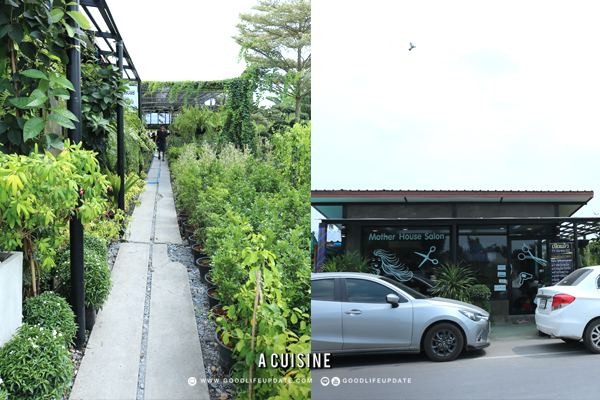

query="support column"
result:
[573,223,579,269]
[315,223,327,273]
[117,41,125,212]
[451,223,458,265]
[137,78,142,121]
[66,0,85,350]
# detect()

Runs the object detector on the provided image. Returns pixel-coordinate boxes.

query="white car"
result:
[535,265,600,353]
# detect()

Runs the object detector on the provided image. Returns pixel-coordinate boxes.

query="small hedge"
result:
[0,324,73,400]
[22,292,77,347]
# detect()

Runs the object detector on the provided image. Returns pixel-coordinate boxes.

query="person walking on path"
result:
[155,125,168,161]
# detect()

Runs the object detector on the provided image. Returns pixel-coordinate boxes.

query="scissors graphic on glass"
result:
[415,246,439,268]
[518,244,548,266]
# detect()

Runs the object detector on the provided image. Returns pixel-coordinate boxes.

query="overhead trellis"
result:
[141,81,226,114]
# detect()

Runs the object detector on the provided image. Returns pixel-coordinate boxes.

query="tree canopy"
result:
[233,0,311,122]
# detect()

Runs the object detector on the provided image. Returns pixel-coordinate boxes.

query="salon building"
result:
[312,190,600,323]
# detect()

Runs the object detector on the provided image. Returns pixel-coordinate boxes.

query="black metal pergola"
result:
[67,0,140,349]
[140,82,225,129]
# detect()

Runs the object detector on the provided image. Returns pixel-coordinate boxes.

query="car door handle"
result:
[345,309,362,315]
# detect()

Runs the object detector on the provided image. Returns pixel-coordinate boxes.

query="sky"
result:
[311,0,600,232]
[92,0,256,82]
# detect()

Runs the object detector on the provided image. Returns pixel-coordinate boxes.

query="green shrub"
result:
[0,377,8,400]
[0,324,73,400]
[84,234,108,260]
[22,292,77,347]
[56,249,113,310]
[166,146,182,162]
[321,251,374,274]
[467,284,491,301]
[432,262,477,303]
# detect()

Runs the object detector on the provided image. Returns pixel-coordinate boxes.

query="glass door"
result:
[509,239,548,314]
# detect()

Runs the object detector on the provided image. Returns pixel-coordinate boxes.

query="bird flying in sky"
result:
[409,42,416,51]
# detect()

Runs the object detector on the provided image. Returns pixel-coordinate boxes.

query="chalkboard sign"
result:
[550,242,573,285]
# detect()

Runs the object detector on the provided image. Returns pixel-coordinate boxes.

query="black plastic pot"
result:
[182,222,194,236]
[85,306,97,330]
[185,227,197,241]
[196,257,211,284]
[216,331,235,371]
[210,303,225,323]
[204,272,214,288]
[188,236,199,248]
[207,286,219,309]
[192,243,207,260]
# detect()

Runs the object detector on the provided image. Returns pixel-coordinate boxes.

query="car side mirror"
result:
[386,294,400,308]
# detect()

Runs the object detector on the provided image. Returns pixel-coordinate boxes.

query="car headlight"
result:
[459,309,487,322]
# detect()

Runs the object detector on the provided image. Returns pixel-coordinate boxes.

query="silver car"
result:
[312,272,490,362]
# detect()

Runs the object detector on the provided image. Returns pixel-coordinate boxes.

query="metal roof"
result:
[312,190,594,203]
[140,82,225,114]
[80,0,140,81]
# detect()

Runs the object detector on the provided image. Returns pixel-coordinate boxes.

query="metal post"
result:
[573,223,579,270]
[117,41,125,212]
[315,223,327,273]
[451,223,458,265]
[66,0,85,350]
[137,78,142,121]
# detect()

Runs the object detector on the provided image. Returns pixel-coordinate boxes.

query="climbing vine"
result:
[144,79,226,105]
[220,67,261,148]
[80,48,128,170]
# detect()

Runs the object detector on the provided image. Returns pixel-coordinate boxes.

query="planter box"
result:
[0,252,23,347]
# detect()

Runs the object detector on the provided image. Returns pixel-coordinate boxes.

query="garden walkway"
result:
[70,156,210,400]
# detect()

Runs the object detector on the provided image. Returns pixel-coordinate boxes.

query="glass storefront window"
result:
[458,235,508,300]
[362,227,450,282]
[510,239,547,314]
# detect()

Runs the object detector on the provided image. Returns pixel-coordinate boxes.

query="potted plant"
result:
[196,257,212,284]
[467,284,492,310]
[56,250,113,330]
[431,261,476,303]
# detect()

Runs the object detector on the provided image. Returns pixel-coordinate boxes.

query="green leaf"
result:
[20,69,47,80]
[49,75,75,91]
[38,79,49,92]
[23,117,46,141]
[27,97,48,107]
[62,20,74,38]
[8,25,24,43]
[48,113,75,129]
[49,87,70,100]
[66,10,91,29]
[7,128,21,145]
[9,98,35,109]
[0,121,7,134]
[50,9,64,23]
[0,24,10,39]
[30,89,46,100]
[50,107,79,122]
[19,42,37,60]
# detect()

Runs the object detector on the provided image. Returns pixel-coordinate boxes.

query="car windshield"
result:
[556,268,593,286]
[378,276,429,299]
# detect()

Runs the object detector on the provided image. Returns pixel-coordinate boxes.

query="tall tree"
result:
[233,0,311,123]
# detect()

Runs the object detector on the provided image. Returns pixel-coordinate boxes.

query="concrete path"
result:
[71,155,209,400]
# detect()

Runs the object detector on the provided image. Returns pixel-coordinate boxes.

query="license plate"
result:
[539,299,547,309]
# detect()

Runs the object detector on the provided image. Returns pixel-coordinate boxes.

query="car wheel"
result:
[583,319,600,354]
[423,323,464,362]
[561,338,580,343]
